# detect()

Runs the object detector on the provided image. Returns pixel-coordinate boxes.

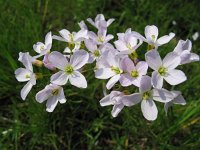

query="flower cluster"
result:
[15,14,199,120]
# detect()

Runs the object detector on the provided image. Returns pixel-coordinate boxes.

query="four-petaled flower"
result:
[48,50,89,88]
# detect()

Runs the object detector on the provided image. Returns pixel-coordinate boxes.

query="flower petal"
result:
[119,74,133,87]
[70,50,89,70]
[163,52,180,69]
[141,99,158,121]
[120,57,135,72]
[111,104,124,117]
[152,71,163,89]
[95,68,115,79]
[58,87,67,104]
[45,31,52,49]
[152,88,173,103]
[20,81,33,100]
[139,76,152,93]
[100,94,113,106]
[106,74,120,90]
[164,69,187,85]
[74,29,88,42]
[84,39,97,52]
[15,68,32,82]
[59,29,70,41]
[145,25,158,42]
[69,71,87,88]
[35,85,52,103]
[46,96,58,112]
[48,51,68,70]
[156,32,175,46]
[136,61,148,75]
[123,93,142,106]
[145,50,162,70]
[50,71,69,85]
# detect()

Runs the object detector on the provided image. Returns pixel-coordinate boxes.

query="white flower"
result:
[145,49,187,89]
[173,39,199,64]
[78,21,88,30]
[123,76,173,121]
[114,28,143,55]
[48,50,89,88]
[88,28,114,45]
[36,84,66,112]
[87,14,115,29]
[164,91,186,115]
[85,39,114,63]
[192,32,199,41]
[15,53,36,100]
[95,51,122,89]
[100,91,126,117]
[53,29,88,53]
[33,32,52,56]
[133,25,175,50]
[119,57,148,87]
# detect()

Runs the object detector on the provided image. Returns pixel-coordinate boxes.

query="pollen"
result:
[147,44,155,50]
[25,74,30,79]
[111,66,121,74]
[158,66,167,76]
[130,70,139,78]
[65,65,74,75]
[51,89,59,96]
[93,50,100,57]
[142,91,151,100]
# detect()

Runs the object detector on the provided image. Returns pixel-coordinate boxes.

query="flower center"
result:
[93,50,100,57]
[69,33,74,43]
[128,51,138,60]
[65,65,74,75]
[40,45,44,51]
[130,70,139,78]
[151,35,156,41]
[25,74,30,79]
[142,91,151,100]
[126,43,132,50]
[147,44,155,50]
[51,89,59,96]
[111,66,121,74]
[158,66,167,76]
[97,36,105,43]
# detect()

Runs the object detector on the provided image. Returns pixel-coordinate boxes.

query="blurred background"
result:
[0,0,200,149]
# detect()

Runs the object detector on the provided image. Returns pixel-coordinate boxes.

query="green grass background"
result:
[0,0,200,149]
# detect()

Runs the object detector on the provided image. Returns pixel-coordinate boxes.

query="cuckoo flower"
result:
[78,21,88,30]
[53,29,88,52]
[119,57,148,87]
[48,50,89,88]
[123,76,173,121]
[88,27,114,45]
[173,39,199,64]
[87,14,115,29]
[85,39,114,63]
[100,91,126,117]
[15,53,36,100]
[164,91,186,115]
[133,25,175,50]
[95,51,122,89]
[36,84,66,112]
[114,28,143,55]
[33,32,52,56]
[145,49,187,89]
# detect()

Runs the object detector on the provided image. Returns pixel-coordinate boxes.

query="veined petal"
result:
[136,61,148,75]
[45,31,52,49]
[50,71,69,85]
[52,35,66,42]
[114,40,128,51]
[20,81,33,100]
[132,76,142,87]
[69,71,87,88]
[156,32,175,46]
[163,52,180,69]
[18,52,33,71]
[107,18,115,26]
[87,18,96,27]
[70,50,89,70]
[111,104,124,117]
[145,50,162,70]
[84,39,97,52]
[106,74,120,90]
[164,69,187,85]
[15,68,32,82]
[153,88,173,103]
[95,68,115,79]
[58,87,67,104]
[120,57,135,72]
[123,93,142,106]
[119,74,133,87]
[46,96,58,112]
[145,25,158,42]
[164,101,173,115]
[48,51,68,70]
[74,29,88,42]
[141,99,158,121]
[139,76,152,93]
[35,85,52,103]
[59,29,70,41]
[100,94,113,106]
[152,71,163,89]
